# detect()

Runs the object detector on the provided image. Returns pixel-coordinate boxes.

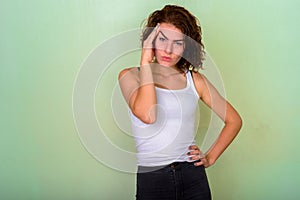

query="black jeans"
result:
[136,162,211,200]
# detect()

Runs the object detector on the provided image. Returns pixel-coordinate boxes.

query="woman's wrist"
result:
[140,56,153,66]
[205,153,216,167]
[138,64,154,84]
[140,61,151,66]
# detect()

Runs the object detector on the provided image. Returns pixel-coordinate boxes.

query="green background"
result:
[1,0,299,199]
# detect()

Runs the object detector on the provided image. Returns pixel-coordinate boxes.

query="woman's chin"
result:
[157,61,175,68]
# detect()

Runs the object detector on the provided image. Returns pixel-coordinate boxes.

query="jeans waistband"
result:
[137,161,196,173]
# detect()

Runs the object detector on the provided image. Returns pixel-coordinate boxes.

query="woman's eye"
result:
[175,41,183,46]
[159,37,166,42]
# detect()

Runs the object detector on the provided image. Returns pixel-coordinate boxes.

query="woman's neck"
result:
[151,63,184,77]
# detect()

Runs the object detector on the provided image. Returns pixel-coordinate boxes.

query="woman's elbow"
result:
[142,116,157,124]
[132,106,157,124]
[226,113,243,131]
[135,113,157,124]
[235,114,243,131]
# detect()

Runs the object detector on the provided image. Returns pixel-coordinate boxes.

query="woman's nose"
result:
[165,42,173,54]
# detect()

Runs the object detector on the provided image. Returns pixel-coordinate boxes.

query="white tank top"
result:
[129,71,199,166]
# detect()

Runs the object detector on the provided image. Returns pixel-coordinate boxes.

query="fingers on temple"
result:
[144,23,160,46]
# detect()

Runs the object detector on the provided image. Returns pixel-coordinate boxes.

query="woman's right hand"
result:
[140,23,160,66]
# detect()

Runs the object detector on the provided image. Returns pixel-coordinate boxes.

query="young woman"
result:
[118,5,242,200]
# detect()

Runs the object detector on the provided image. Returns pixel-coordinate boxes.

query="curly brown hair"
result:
[141,5,205,72]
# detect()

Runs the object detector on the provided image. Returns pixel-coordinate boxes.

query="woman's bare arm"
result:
[118,66,156,124]
[118,24,160,124]
[190,71,242,167]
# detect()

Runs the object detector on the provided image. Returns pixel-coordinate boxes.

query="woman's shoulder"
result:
[190,71,207,84]
[118,66,139,80]
[190,71,210,97]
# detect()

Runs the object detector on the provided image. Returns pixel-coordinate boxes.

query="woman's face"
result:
[154,23,185,68]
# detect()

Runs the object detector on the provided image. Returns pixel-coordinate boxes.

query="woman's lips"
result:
[161,56,172,62]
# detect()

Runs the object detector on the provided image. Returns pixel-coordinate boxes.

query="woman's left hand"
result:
[187,145,213,168]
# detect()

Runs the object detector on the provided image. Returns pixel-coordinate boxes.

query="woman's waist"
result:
[137,160,197,173]
[135,150,191,167]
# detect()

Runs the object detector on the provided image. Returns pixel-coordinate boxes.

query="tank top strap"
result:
[186,71,199,99]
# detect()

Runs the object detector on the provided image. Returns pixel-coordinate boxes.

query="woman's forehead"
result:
[158,28,184,40]
[158,23,184,40]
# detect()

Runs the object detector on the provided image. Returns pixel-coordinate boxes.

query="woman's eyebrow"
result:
[173,39,184,42]
[158,31,184,42]
[158,31,168,39]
